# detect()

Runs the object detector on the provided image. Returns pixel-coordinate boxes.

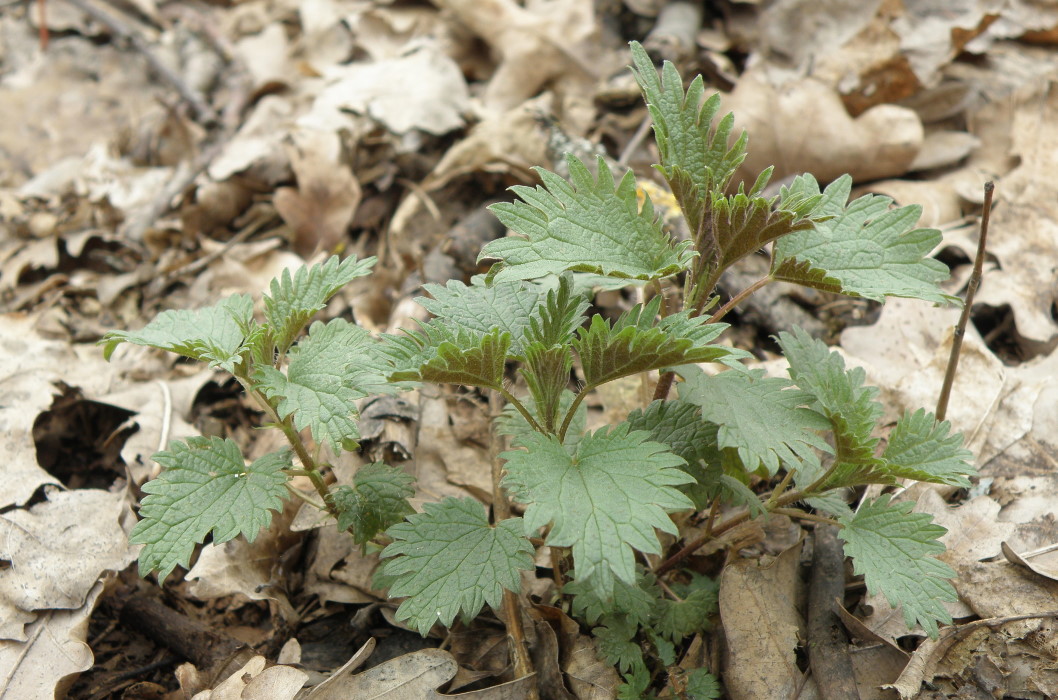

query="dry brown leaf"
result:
[916,490,1015,568]
[0,580,104,700]
[190,655,307,700]
[313,648,457,698]
[185,498,302,620]
[432,0,600,114]
[718,538,808,699]
[964,79,1058,343]
[310,42,469,136]
[0,489,135,642]
[273,130,361,258]
[725,69,923,184]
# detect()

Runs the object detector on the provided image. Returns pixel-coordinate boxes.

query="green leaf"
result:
[524,273,590,348]
[264,255,376,355]
[502,425,693,599]
[838,495,957,638]
[383,324,510,390]
[574,296,747,388]
[772,175,956,304]
[685,669,722,700]
[778,328,888,488]
[702,180,821,286]
[616,667,653,700]
[130,438,289,582]
[417,277,543,356]
[625,399,723,509]
[332,463,415,546]
[678,365,831,476]
[653,588,717,642]
[521,341,574,433]
[255,319,387,452]
[629,41,745,206]
[883,409,975,487]
[483,154,694,281]
[379,498,534,636]
[100,294,254,373]
[567,570,659,627]
[594,615,646,675]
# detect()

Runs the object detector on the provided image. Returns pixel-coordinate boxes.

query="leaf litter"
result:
[5,0,1058,697]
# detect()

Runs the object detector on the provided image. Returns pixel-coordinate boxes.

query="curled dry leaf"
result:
[725,70,923,185]
[273,130,361,259]
[0,581,105,700]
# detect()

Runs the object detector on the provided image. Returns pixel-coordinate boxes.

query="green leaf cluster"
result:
[105,33,982,697]
[105,255,416,582]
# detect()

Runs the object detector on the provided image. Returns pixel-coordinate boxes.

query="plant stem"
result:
[762,469,797,511]
[489,391,512,522]
[937,181,994,422]
[236,374,339,518]
[488,392,537,698]
[557,388,590,443]
[655,472,839,575]
[770,508,840,527]
[707,276,771,325]
[498,387,544,435]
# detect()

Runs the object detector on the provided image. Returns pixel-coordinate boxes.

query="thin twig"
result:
[708,276,771,325]
[64,0,218,124]
[617,114,653,169]
[937,182,994,422]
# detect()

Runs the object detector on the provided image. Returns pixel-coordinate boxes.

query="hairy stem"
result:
[771,508,840,527]
[498,387,544,434]
[236,374,339,518]
[655,475,840,575]
[488,392,537,697]
[557,388,591,443]
[708,276,771,324]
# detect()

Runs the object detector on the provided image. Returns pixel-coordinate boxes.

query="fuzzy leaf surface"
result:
[678,366,831,475]
[502,426,693,599]
[130,438,289,582]
[625,399,723,509]
[882,409,975,487]
[264,255,376,354]
[567,571,659,628]
[839,495,956,638]
[417,278,542,356]
[383,325,510,390]
[100,294,254,373]
[379,498,534,636]
[483,154,694,281]
[629,41,745,206]
[778,328,888,487]
[333,463,415,546]
[255,319,386,452]
[575,296,745,388]
[772,175,955,303]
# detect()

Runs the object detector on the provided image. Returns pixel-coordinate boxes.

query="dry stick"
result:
[64,0,219,124]
[937,182,994,422]
[806,523,860,700]
[489,391,538,699]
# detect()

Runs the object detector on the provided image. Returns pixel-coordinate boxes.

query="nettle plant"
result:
[103,42,975,696]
